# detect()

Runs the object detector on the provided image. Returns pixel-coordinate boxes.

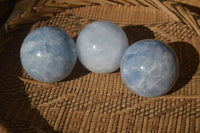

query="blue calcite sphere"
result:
[121,40,179,97]
[76,21,129,74]
[20,26,77,83]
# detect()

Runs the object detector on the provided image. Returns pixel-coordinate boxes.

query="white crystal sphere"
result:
[76,21,129,74]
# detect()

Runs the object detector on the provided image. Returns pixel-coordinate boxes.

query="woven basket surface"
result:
[0,0,200,133]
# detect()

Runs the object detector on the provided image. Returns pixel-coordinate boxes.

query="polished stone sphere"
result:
[76,21,129,74]
[20,26,77,83]
[121,40,179,97]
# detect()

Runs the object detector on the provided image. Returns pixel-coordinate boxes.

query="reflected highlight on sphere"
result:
[20,26,77,83]
[121,39,179,97]
[76,21,129,74]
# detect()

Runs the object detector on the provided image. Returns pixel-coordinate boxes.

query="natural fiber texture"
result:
[0,0,200,132]
[4,0,200,35]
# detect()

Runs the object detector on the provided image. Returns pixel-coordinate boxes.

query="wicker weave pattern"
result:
[4,0,200,35]
[0,0,200,133]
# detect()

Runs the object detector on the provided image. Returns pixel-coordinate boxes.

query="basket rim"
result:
[2,0,200,35]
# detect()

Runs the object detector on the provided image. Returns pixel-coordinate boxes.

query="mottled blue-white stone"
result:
[121,40,179,97]
[20,26,77,83]
[76,21,129,74]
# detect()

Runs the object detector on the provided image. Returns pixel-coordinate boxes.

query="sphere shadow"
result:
[167,41,199,94]
[113,25,155,73]
[63,59,90,81]
[62,35,90,81]
[0,28,60,133]
[122,25,155,45]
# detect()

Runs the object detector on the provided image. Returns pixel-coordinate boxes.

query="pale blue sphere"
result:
[121,40,179,97]
[20,26,77,83]
[76,21,129,74]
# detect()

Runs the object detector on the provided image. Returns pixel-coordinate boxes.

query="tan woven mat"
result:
[0,0,200,132]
